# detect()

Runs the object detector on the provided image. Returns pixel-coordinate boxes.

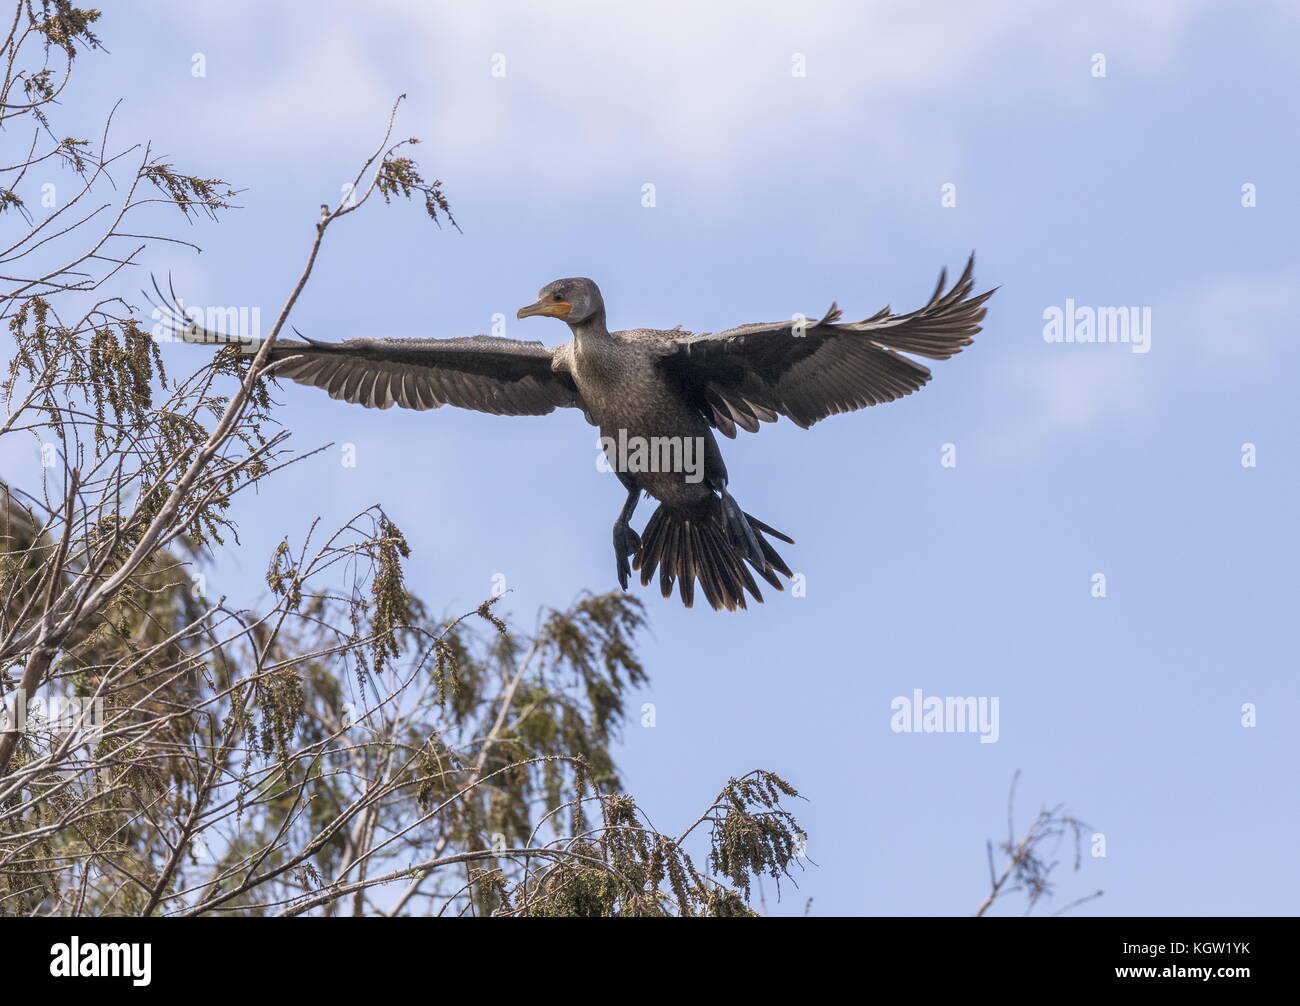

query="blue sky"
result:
[15,0,1298,915]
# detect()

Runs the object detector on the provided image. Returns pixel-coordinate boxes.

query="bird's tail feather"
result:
[633,498,793,611]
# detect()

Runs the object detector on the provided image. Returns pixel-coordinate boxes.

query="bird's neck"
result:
[570,314,610,347]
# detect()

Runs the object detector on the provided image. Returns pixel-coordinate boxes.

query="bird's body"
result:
[560,327,718,511]
[173,257,993,610]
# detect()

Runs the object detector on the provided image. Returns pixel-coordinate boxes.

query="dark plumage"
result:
[176,256,993,610]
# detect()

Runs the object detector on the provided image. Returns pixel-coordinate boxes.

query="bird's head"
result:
[517,277,604,327]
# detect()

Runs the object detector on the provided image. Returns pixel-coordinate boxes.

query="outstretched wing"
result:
[172,309,580,416]
[659,255,993,436]
[262,334,578,415]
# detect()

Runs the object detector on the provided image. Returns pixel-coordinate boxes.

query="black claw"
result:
[719,493,767,571]
[613,521,641,590]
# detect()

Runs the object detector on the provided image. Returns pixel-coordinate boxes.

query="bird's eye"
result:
[552,293,563,301]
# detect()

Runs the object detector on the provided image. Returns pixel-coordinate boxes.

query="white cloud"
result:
[980,260,1294,465]
[981,346,1155,465]
[1180,269,1297,373]
[154,0,1207,187]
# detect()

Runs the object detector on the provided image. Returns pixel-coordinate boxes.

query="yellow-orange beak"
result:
[517,299,571,320]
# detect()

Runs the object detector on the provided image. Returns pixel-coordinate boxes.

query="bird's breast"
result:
[571,341,699,436]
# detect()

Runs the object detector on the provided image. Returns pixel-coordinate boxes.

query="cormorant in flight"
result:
[175,257,992,610]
